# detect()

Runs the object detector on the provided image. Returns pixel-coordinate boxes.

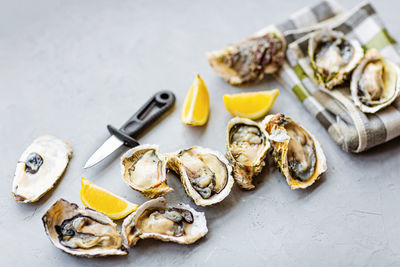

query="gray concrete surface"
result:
[1,0,400,266]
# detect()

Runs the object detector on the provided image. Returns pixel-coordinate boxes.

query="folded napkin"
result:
[269,0,400,152]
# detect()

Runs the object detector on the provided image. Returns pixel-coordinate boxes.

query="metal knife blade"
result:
[83,135,125,169]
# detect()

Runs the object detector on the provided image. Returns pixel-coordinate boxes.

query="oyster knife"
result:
[84,90,175,169]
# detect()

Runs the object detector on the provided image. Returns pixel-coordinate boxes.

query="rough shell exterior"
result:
[206,29,286,85]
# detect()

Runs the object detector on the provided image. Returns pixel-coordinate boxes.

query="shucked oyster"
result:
[121,144,173,198]
[12,135,72,203]
[308,29,363,89]
[42,199,127,257]
[351,49,400,113]
[226,117,270,190]
[122,197,207,246]
[167,146,234,206]
[206,31,286,85]
[263,114,327,189]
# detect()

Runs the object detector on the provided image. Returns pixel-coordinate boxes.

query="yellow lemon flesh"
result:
[223,89,279,119]
[80,177,138,220]
[181,74,210,126]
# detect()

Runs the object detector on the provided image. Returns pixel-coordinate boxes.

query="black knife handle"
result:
[107,90,175,147]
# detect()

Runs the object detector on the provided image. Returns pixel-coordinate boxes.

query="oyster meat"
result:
[308,29,363,89]
[42,199,127,257]
[206,31,286,85]
[12,135,72,203]
[122,197,207,246]
[351,49,400,113]
[263,114,327,189]
[226,117,270,190]
[121,144,173,198]
[167,146,234,206]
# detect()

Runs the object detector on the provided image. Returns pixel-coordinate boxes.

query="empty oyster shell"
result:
[12,135,72,203]
[121,144,173,198]
[206,31,286,85]
[226,117,270,190]
[351,49,400,113]
[122,197,207,246]
[42,199,128,257]
[263,114,327,189]
[308,29,363,89]
[167,146,234,206]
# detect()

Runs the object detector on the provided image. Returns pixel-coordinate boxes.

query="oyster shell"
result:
[122,197,207,246]
[42,199,127,257]
[308,29,363,89]
[12,135,72,203]
[167,146,234,206]
[350,49,400,113]
[206,31,286,85]
[226,117,270,190]
[121,144,173,198]
[263,114,327,189]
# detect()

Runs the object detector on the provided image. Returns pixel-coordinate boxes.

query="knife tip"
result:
[83,162,92,169]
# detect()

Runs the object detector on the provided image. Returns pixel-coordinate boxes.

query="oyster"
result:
[351,49,400,113]
[12,135,72,203]
[308,29,363,89]
[206,31,286,85]
[121,144,173,198]
[226,117,270,190]
[263,114,327,189]
[122,197,207,246]
[42,199,127,257]
[167,146,234,206]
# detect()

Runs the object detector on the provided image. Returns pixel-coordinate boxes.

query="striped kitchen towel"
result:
[273,0,400,152]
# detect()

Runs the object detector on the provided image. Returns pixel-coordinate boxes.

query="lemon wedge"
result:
[181,74,210,126]
[223,89,279,119]
[80,177,138,220]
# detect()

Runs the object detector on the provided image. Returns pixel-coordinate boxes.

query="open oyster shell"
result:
[263,114,327,189]
[206,30,286,85]
[121,144,173,198]
[226,117,270,190]
[350,49,400,113]
[42,199,128,257]
[308,29,363,89]
[166,146,234,206]
[122,197,207,246]
[12,135,72,203]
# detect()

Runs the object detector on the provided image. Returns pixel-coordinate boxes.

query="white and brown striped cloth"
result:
[262,0,400,152]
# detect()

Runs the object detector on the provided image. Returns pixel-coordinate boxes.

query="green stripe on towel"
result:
[364,29,396,51]
[293,64,308,80]
[292,84,311,102]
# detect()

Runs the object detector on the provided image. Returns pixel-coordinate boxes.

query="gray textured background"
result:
[1,0,400,266]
